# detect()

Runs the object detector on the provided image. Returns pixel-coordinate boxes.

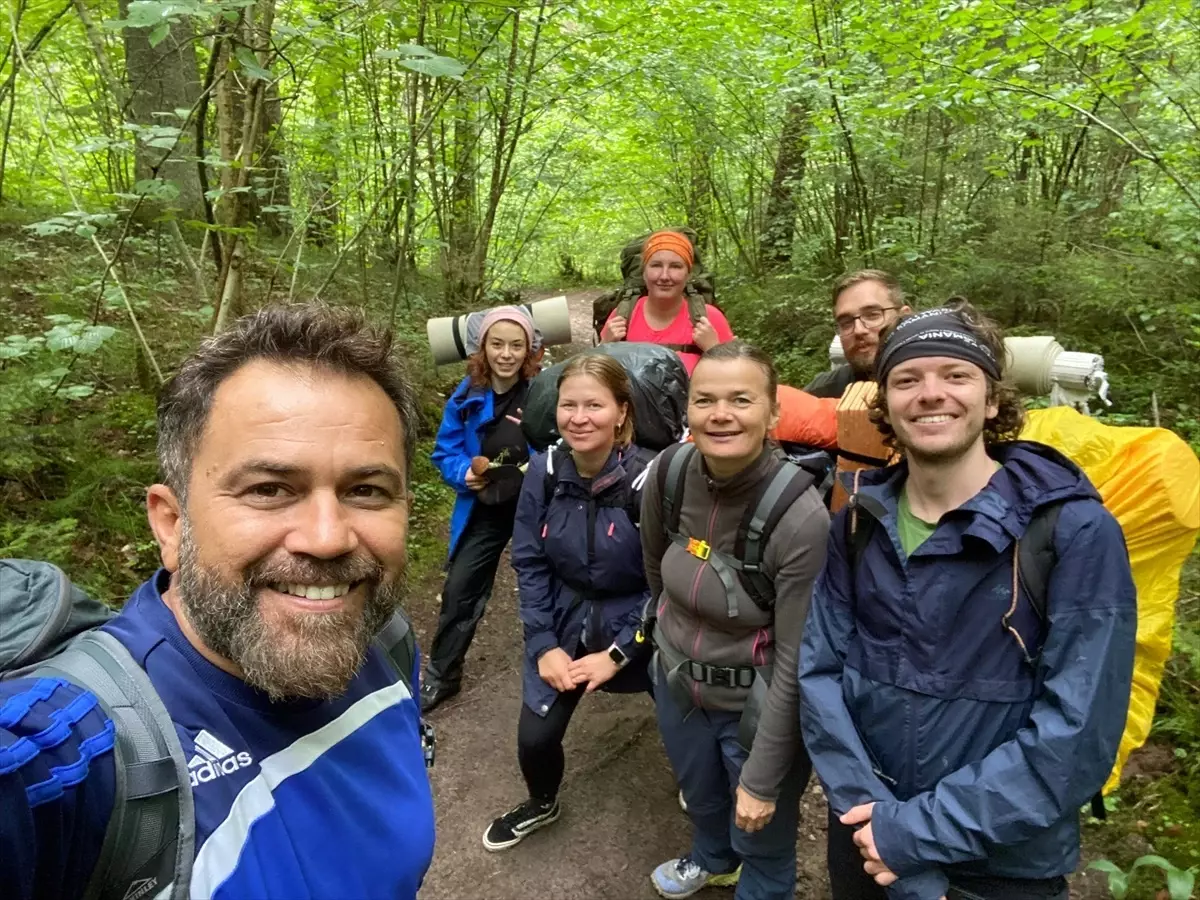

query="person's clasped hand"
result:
[601,314,628,342]
[464,469,488,491]
[567,652,619,693]
[692,316,720,351]
[734,785,775,833]
[536,648,575,692]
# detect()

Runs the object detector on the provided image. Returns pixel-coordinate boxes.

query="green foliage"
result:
[1088,855,1196,900]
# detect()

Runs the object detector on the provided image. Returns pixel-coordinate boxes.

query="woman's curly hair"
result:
[868,297,1025,449]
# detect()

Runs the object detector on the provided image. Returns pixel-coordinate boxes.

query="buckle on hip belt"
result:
[686,660,755,689]
[686,537,711,560]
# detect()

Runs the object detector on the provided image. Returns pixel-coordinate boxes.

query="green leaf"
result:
[59,384,97,401]
[1018,62,1041,74]
[1087,860,1128,899]
[148,22,170,47]
[1166,868,1195,900]
[74,325,117,355]
[134,178,181,201]
[376,44,436,59]
[398,55,467,80]
[234,46,273,82]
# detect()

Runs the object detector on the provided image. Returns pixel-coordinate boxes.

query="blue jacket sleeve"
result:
[870,505,1138,877]
[430,383,473,494]
[799,514,901,810]
[511,452,559,661]
[0,677,116,900]
[799,516,949,900]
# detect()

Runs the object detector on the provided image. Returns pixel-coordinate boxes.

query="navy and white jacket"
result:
[513,445,653,716]
[0,570,435,900]
[430,376,530,559]
[799,441,1137,900]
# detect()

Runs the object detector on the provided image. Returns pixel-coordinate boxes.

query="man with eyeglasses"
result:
[805,270,911,399]
[798,302,1136,900]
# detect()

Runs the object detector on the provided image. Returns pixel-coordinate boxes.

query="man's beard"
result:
[846,340,878,377]
[897,416,986,467]
[176,521,406,702]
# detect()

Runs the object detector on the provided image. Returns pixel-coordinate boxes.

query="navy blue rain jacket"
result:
[513,445,652,716]
[431,376,529,559]
[799,441,1137,900]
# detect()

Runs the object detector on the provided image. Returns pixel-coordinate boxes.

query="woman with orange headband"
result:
[599,230,734,375]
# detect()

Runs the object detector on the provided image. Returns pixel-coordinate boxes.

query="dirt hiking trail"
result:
[408,291,1108,900]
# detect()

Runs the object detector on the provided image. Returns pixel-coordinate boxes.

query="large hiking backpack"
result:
[842,497,1107,820]
[591,227,717,338]
[522,342,689,452]
[0,559,420,900]
[656,442,817,616]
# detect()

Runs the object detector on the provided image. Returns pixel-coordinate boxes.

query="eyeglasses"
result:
[835,306,898,336]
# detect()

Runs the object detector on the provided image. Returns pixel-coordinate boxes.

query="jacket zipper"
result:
[688,496,722,706]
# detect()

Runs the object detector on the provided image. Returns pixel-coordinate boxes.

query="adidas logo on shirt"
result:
[187,729,254,787]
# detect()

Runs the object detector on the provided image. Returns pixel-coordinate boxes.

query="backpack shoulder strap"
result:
[1017,502,1064,623]
[621,446,658,527]
[614,295,637,324]
[844,470,877,586]
[734,460,817,611]
[542,444,560,506]
[657,442,695,538]
[685,292,708,326]
[38,630,193,900]
[374,609,417,694]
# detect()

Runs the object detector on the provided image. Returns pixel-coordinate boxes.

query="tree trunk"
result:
[442,86,480,305]
[760,99,809,271]
[117,0,204,220]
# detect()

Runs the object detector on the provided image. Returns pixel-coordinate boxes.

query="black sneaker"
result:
[419,681,459,714]
[482,798,561,852]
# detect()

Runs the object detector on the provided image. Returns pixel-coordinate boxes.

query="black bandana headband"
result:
[875,307,1002,382]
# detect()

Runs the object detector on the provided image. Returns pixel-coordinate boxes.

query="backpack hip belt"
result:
[654,633,772,752]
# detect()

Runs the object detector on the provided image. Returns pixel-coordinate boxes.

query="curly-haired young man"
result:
[799,301,1137,900]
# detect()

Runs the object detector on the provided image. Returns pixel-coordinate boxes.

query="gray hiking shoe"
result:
[482,797,561,852]
[651,857,741,899]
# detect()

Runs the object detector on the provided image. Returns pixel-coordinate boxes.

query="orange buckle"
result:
[686,538,711,560]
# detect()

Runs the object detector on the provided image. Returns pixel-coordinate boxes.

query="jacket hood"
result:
[852,440,1099,538]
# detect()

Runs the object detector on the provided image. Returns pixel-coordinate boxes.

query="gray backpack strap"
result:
[374,610,416,694]
[39,631,193,900]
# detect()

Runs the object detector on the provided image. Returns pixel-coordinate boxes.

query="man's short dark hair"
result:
[157,304,419,498]
[868,298,1025,448]
[832,269,904,308]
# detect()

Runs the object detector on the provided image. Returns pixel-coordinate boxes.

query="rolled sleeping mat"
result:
[828,333,1108,404]
[427,295,573,365]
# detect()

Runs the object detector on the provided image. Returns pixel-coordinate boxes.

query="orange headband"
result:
[642,231,694,270]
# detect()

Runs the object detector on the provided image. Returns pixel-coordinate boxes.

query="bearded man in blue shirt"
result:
[1,304,435,900]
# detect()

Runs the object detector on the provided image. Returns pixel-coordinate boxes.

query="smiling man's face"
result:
[150,359,410,700]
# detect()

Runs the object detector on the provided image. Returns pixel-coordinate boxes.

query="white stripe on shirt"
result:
[188,680,412,898]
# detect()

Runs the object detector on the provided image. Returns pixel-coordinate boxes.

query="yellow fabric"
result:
[1021,407,1200,793]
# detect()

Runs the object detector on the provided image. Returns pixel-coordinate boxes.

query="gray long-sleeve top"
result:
[641,444,829,800]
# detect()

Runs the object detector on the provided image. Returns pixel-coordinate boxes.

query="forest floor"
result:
[406,291,1137,900]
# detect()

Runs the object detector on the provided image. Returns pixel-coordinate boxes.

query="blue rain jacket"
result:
[513,445,653,716]
[431,377,529,559]
[799,441,1137,900]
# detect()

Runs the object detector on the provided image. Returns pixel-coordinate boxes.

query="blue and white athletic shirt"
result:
[0,569,435,900]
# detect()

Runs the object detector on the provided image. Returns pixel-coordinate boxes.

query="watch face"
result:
[609,646,626,665]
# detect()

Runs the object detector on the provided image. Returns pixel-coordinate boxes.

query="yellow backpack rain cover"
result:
[1021,407,1200,793]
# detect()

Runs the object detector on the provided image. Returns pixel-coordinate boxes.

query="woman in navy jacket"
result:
[422,306,539,713]
[482,353,654,852]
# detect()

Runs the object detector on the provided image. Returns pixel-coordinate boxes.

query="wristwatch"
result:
[607,643,630,669]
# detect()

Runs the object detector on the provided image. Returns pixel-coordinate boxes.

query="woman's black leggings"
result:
[517,651,653,803]
[517,684,586,803]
